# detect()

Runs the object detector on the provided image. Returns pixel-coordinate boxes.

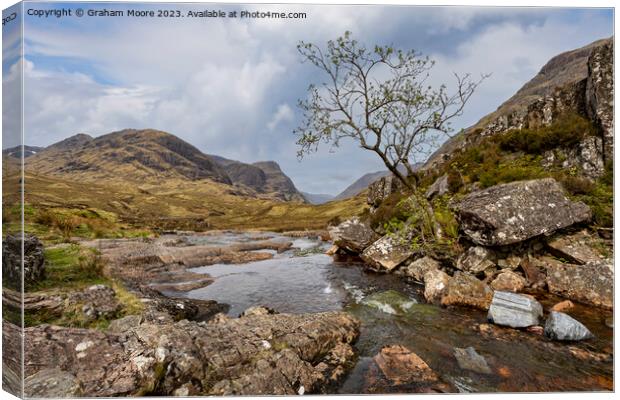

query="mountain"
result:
[2,145,44,159]
[24,129,306,202]
[334,164,419,200]
[333,170,390,200]
[301,192,335,205]
[25,129,232,185]
[209,155,306,202]
[427,37,613,169]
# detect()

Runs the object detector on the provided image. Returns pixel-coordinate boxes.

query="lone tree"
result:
[295,31,487,189]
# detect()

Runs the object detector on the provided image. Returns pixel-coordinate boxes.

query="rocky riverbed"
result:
[3,227,613,396]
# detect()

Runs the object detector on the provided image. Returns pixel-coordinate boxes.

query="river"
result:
[173,232,613,393]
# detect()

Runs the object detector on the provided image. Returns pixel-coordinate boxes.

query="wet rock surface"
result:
[441,272,493,310]
[487,291,543,328]
[454,178,591,246]
[366,345,453,393]
[545,311,594,341]
[2,233,46,289]
[11,310,360,397]
[453,347,492,374]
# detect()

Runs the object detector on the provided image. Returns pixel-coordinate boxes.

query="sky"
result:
[2,2,614,195]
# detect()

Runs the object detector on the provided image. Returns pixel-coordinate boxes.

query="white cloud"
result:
[7,5,613,194]
[267,104,294,131]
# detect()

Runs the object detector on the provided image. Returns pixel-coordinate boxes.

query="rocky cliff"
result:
[427,37,613,171]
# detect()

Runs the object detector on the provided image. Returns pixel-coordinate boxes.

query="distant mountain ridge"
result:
[334,164,418,200]
[301,192,335,205]
[208,155,306,202]
[23,129,306,202]
[2,145,44,158]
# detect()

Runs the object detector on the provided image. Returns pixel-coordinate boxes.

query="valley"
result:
[2,36,614,397]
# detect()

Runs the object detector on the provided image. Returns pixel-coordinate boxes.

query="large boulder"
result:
[361,233,415,272]
[453,178,591,246]
[367,175,402,208]
[544,311,594,341]
[487,291,543,328]
[329,218,379,254]
[440,272,494,310]
[11,310,360,397]
[2,234,45,289]
[545,258,613,309]
[398,256,442,282]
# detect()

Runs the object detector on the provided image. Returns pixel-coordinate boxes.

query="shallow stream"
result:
[178,232,613,393]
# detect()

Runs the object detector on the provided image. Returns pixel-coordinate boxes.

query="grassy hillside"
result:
[2,169,366,242]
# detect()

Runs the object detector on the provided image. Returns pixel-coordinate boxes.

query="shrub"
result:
[558,175,596,195]
[496,113,596,154]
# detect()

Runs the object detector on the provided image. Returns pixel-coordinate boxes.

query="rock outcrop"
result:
[367,176,402,209]
[2,234,45,289]
[585,38,614,162]
[9,311,360,397]
[426,37,613,176]
[454,178,591,246]
[487,291,543,328]
[329,218,379,253]
[544,311,594,341]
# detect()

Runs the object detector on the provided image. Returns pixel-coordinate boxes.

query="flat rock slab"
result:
[487,291,543,328]
[545,311,594,341]
[545,258,613,309]
[547,230,606,265]
[10,311,360,397]
[454,178,591,246]
[329,217,379,254]
[361,233,415,272]
[373,345,438,385]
